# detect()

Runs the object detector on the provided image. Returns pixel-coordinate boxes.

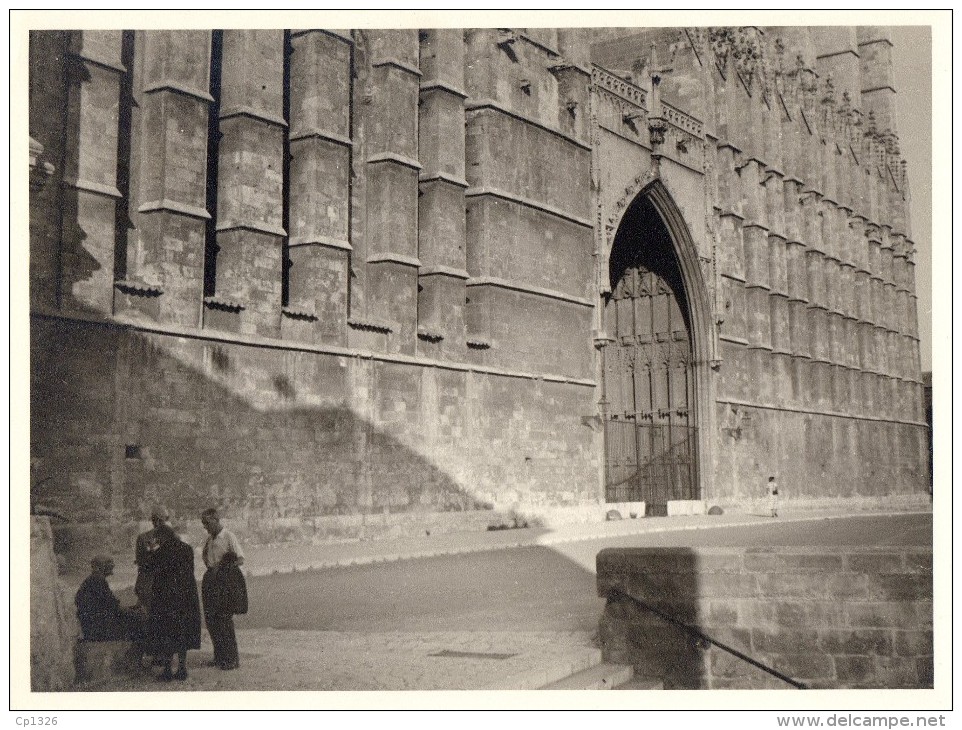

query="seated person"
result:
[75,555,143,642]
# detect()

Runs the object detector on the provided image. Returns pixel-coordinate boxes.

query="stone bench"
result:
[74,640,142,686]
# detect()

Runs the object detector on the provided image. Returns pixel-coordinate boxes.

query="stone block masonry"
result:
[417,29,468,359]
[592,26,927,507]
[30,314,599,555]
[29,26,928,557]
[284,29,353,346]
[207,30,287,338]
[119,30,213,328]
[597,546,933,689]
[59,31,125,315]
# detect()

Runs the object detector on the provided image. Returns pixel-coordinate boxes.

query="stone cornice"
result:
[288,235,352,252]
[281,306,318,322]
[348,316,393,334]
[67,49,126,74]
[291,29,354,44]
[465,98,592,151]
[290,128,353,147]
[419,79,468,99]
[371,57,422,77]
[203,295,245,312]
[29,308,598,388]
[418,266,470,280]
[215,221,287,238]
[61,177,122,200]
[465,276,593,307]
[418,171,470,188]
[143,80,215,103]
[114,279,163,297]
[715,398,926,428]
[219,106,288,128]
[465,186,592,228]
[138,200,211,220]
[366,152,422,170]
[367,253,422,267]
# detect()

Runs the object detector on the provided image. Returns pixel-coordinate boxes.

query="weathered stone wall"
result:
[591,27,928,505]
[30,518,79,690]
[597,546,933,689]
[714,403,930,505]
[31,314,599,554]
[463,29,595,379]
[29,27,600,555]
[28,26,929,555]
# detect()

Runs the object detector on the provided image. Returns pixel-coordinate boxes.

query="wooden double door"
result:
[603,223,697,513]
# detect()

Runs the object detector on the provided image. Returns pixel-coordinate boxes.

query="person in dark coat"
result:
[134,505,171,614]
[134,505,172,666]
[75,555,143,642]
[142,523,201,681]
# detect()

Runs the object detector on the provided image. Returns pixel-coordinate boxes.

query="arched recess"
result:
[600,179,714,513]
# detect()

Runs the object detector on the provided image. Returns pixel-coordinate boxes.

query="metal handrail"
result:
[608,587,808,689]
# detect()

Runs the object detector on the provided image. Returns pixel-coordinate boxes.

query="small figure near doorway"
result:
[768,476,779,518]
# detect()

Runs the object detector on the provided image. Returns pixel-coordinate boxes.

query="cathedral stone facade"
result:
[28,27,928,551]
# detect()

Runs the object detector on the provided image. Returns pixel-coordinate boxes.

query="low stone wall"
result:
[597,546,933,689]
[30,517,79,690]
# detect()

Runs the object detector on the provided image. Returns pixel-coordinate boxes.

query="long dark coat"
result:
[144,537,202,653]
[201,558,248,617]
[134,527,159,609]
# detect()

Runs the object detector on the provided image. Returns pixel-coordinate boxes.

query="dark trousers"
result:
[204,610,238,667]
[202,569,239,667]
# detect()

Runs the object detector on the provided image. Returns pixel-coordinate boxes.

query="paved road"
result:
[237,513,931,635]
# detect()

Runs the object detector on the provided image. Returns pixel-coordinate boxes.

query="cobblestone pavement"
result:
[91,629,600,692]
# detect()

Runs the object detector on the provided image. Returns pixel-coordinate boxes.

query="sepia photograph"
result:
[11,8,949,717]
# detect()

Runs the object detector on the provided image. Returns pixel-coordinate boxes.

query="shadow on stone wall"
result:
[31,315,502,572]
[597,548,708,688]
[597,545,935,690]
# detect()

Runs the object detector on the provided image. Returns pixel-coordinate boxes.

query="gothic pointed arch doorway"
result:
[603,187,701,515]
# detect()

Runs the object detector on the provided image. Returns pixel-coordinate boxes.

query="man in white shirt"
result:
[200,508,245,670]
